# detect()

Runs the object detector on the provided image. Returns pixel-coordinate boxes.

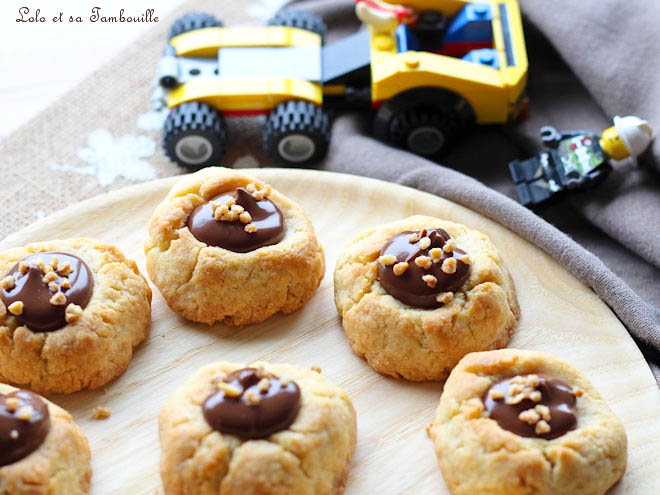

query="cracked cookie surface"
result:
[334,215,519,381]
[428,349,627,495]
[159,361,356,495]
[0,383,91,495]
[0,238,151,394]
[145,168,325,326]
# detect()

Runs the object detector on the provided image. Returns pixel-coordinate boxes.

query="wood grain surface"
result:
[1,169,658,495]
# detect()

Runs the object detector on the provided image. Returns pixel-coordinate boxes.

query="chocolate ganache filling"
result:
[483,374,578,440]
[1,252,93,332]
[203,368,301,439]
[187,186,285,253]
[0,390,51,467]
[377,228,470,309]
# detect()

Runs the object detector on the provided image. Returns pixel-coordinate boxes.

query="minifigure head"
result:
[599,115,653,160]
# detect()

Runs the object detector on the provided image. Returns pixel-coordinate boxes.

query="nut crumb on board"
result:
[92,406,111,420]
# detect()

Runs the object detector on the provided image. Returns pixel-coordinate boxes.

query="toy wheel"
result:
[264,101,331,167]
[267,10,327,43]
[375,89,475,158]
[168,12,223,39]
[163,102,227,170]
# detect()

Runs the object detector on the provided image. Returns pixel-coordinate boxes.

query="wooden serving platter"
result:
[1,169,659,494]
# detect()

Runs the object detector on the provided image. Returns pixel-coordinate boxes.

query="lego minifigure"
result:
[509,116,653,207]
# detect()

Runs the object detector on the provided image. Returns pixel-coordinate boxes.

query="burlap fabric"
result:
[1,0,658,379]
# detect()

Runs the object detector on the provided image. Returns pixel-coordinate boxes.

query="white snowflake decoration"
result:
[52,128,157,187]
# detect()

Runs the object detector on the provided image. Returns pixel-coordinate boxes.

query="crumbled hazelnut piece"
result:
[239,211,252,224]
[225,197,236,207]
[489,389,504,400]
[429,248,443,260]
[436,292,453,304]
[408,233,419,243]
[49,256,59,269]
[42,271,57,283]
[573,388,583,397]
[245,223,258,233]
[220,210,239,222]
[218,382,242,398]
[257,378,270,393]
[310,365,322,374]
[245,389,261,405]
[526,374,540,387]
[252,190,266,201]
[505,393,525,405]
[535,404,551,422]
[65,304,84,324]
[263,185,272,197]
[458,253,471,265]
[415,256,432,269]
[9,430,18,440]
[48,282,59,293]
[280,375,292,386]
[37,260,48,273]
[18,262,29,275]
[61,278,71,290]
[393,262,409,276]
[214,205,228,221]
[422,274,437,288]
[16,405,34,421]
[535,420,551,435]
[378,254,397,266]
[8,301,24,316]
[50,293,67,306]
[92,406,111,420]
[418,236,431,250]
[443,239,456,252]
[441,257,457,274]
[519,408,541,425]
[231,204,245,215]
[510,376,525,385]
[5,398,20,412]
[58,262,72,276]
[246,183,257,193]
[0,276,15,290]
[530,390,542,402]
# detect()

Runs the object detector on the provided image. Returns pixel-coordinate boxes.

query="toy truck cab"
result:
[154,2,527,169]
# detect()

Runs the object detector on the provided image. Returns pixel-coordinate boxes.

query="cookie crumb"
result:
[443,239,456,252]
[8,301,24,316]
[49,292,67,306]
[378,254,397,266]
[239,211,252,224]
[435,292,453,304]
[65,304,84,324]
[535,420,551,435]
[92,406,111,420]
[393,262,409,276]
[310,365,322,374]
[422,274,437,288]
[16,405,34,421]
[441,257,457,274]
[418,236,431,250]
[458,253,471,265]
[415,256,432,269]
[245,223,258,233]
[0,276,15,290]
[0,301,5,323]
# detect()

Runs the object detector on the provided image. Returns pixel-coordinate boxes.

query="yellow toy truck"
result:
[153,0,528,169]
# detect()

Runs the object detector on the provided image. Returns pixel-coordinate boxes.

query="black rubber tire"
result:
[374,88,475,158]
[163,102,227,170]
[168,12,223,40]
[264,100,331,168]
[267,10,327,43]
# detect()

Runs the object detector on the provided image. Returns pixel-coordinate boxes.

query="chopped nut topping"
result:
[0,276,15,291]
[535,404,551,422]
[443,239,456,252]
[422,274,437,288]
[92,406,111,420]
[489,389,504,400]
[61,278,71,290]
[48,282,59,293]
[8,301,24,316]
[310,365,322,374]
[218,382,242,398]
[257,378,270,393]
[245,389,260,405]
[246,183,257,193]
[225,197,236,207]
[239,211,252,224]
[378,254,397,266]
[441,257,457,274]
[393,262,409,276]
[429,248,443,260]
[418,236,431,250]
[436,292,454,304]
[530,391,542,403]
[16,405,34,421]
[219,210,239,222]
[245,223,258,233]
[18,262,29,275]
[5,398,20,412]
[535,420,551,434]
[230,204,245,215]
[37,260,48,273]
[505,393,525,405]
[65,304,84,324]
[42,271,57,283]
[9,430,18,440]
[414,256,432,269]
[408,233,419,243]
[50,256,59,269]
[519,408,541,425]
[49,293,67,306]
[458,253,471,265]
[58,262,72,276]
[280,375,292,386]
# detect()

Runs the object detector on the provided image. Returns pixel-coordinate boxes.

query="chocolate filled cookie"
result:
[428,349,627,495]
[0,238,151,394]
[145,167,325,326]
[334,215,519,381]
[0,384,91,495]
[159,362,356,495]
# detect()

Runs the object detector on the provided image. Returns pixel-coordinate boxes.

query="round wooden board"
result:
[1,169,659,494]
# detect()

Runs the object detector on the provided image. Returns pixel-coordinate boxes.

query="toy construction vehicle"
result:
[509,116,654,207]
[153,0,528,169]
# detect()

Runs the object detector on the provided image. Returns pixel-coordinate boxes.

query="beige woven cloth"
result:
[1,0,658,380]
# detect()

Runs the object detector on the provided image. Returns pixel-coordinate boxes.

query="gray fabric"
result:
[287,0,660,379]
